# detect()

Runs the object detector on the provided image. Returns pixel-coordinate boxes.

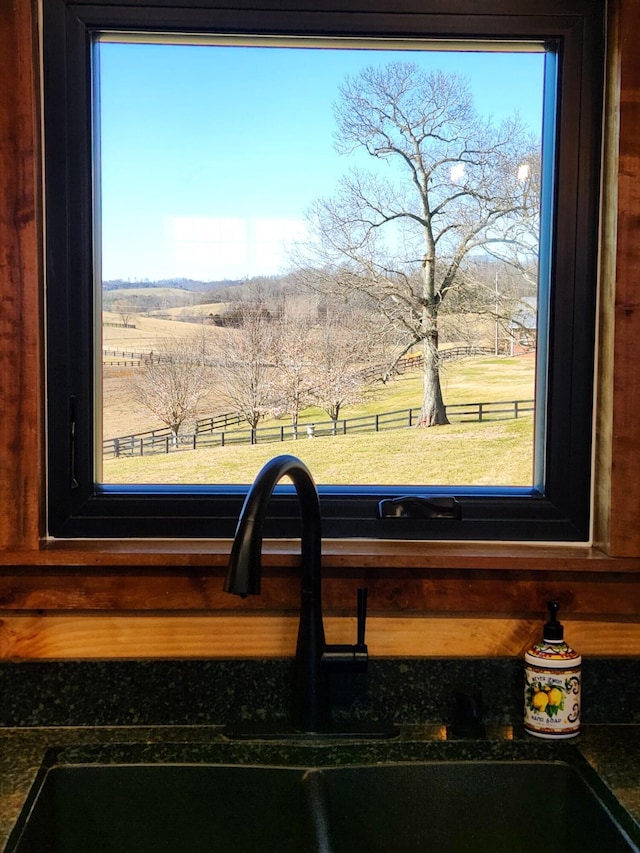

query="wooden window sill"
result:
[0,538,638,571]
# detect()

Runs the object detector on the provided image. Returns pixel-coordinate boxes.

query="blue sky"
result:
[98,40,545,283]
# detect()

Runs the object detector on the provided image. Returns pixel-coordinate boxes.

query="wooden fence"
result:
[103,398,534,458]
[195,412,245,433]
[102,344,500,372]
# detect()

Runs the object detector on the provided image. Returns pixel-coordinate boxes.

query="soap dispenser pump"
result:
[524,601,581,738]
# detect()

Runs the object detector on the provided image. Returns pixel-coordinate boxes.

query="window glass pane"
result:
[96,38,545,489]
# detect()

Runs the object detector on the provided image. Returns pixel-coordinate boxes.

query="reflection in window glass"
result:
[96,39,545,488]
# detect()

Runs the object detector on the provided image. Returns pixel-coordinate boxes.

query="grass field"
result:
[102,312,228,437]
[101,415,534,486]
[100,354,536,487]
[103,350,535,438]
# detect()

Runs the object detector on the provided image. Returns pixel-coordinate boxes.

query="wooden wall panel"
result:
[593,0,620,551]
[0,565,639,615]
[1,0,640,661]
[608,0,640,555]
[1,614,639,660]
[0,0,43,552]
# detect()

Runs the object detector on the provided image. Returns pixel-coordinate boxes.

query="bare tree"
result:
[213,301,278,440]
[311,305,372,429]
[301,63,540,425]
[130,334,211,444]
[115,304,136,328]
[270,302,316,439]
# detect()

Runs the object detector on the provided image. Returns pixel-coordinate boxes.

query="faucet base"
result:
[223,720,399,741]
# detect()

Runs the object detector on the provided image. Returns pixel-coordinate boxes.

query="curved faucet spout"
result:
[224,454,322,603]
[224,454,366,734]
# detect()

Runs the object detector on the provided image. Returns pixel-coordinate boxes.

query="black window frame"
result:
[44,0,604,541]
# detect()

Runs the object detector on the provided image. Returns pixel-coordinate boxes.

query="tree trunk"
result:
[418,252,449,427]
[418,335,449,427]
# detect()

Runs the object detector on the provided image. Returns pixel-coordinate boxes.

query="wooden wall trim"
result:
[2,539,640,570]
[0,566,638,616]
[593,0,619,552]
[1,1,639,660]
[608,0,640,555]
[0,0,44,552]
[1,0,640,580]
[1,614,639,659]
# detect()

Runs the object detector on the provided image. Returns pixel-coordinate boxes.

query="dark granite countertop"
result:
[1,723,639,851]
[1,659,638,850]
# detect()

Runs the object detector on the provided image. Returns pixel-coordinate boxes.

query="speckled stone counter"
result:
[1,659,638,850]
[2,659,638,728]
[1,724,640,850]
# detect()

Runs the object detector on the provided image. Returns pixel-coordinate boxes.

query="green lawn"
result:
[102,416,534,486]
[101,356,536,487]
[251,355,535,426]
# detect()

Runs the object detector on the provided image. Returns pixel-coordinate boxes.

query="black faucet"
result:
[224,454,394,737]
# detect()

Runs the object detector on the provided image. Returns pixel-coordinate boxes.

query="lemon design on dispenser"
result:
[524,601,582,739]
[526,681,565,717]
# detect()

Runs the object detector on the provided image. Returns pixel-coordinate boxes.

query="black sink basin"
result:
[308,761,638,853]
[8,760,638,853]
[8,765,312,853]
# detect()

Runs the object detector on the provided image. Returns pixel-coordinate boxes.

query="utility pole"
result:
[495,270,499,356]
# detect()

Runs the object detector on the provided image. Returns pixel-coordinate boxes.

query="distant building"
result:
[509,296,537,355]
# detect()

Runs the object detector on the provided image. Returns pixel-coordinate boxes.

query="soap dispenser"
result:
[524,601,581,738]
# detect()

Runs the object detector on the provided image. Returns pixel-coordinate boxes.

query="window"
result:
[44,0,604,541]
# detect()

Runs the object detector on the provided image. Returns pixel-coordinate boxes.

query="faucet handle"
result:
[322,587,369,672]
[357,587,367,649]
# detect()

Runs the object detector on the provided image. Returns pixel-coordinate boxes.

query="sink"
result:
[309,761,638,852]
[8,760,638,853]
[8,765,313,853]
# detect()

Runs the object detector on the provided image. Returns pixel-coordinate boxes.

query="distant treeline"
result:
[102,277,244,292]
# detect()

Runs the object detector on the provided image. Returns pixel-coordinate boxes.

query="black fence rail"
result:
[102,410,244,456]
[446,398,535,423]
[355,346,501,384]
[104,426,179,457]
[103,398,534,458]
[103,343,498,374]
[103,347,148,359]
[439,345,503,360]
[195,412,245,434]
[103,348,176,366]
